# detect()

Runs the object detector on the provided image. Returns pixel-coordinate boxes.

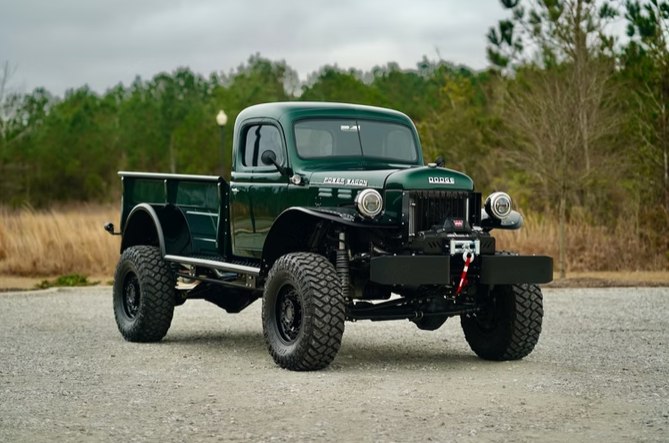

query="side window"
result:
[242,125,284,168]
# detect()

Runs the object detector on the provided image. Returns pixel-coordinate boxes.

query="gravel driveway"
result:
[0,287,667,443]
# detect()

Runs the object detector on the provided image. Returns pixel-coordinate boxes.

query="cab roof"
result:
[235,102,414,127]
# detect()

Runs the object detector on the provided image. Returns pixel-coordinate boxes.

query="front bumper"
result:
[370,254,553,286]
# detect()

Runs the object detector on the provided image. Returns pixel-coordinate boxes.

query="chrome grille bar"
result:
[407,191,475,233]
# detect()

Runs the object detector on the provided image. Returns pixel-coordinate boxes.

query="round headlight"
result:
[485,192,513,220]
[355,189,383,218]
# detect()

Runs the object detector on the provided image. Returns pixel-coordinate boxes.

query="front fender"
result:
[480,210,523,231]
[283,207,394,229]
[260,206,393,275]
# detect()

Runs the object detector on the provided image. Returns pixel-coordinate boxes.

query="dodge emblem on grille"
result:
[453,220,464,227]
[428,177,455,184]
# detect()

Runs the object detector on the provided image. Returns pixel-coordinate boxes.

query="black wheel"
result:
[412,315,448,331]
[262,252,345,371]
[113,245,176,342]
[461,283,543,360]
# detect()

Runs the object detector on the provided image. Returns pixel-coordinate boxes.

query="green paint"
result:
[121,102,477,259]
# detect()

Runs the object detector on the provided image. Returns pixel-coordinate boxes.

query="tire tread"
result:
[113,245,175,342]
[461,252,543,361]
[263,253,345,371]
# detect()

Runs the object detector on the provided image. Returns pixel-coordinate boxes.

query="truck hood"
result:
[308,166,473,191]
[385,166,473,191]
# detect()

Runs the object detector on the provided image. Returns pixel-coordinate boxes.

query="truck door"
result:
[230,122,289,259]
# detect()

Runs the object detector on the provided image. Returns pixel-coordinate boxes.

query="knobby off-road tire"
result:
[113,245,176,342]
[461,283,543,361]
[262,252,345,371]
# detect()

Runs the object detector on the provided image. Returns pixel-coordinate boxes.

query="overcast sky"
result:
[0,0,507,97]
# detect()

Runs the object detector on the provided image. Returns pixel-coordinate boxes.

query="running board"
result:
[164,255,261,276]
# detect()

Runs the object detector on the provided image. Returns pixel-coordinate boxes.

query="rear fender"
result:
[121,203,192,256]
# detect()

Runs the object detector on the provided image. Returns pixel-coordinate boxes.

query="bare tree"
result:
[506,69,580,278]
[490,0,619,177]
[0,61,17,108]
[488,0,623,277]
[0,61,19,139]
[504,60,620,278]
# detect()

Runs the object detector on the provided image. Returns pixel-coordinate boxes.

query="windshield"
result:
[294,119,418,163]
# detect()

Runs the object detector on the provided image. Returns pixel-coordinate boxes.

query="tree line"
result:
[1,0,668,274]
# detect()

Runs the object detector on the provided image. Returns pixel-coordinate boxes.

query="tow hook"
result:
[450,239,479,296]
[455,251,475,295]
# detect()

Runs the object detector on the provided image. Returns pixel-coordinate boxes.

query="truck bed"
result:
[119,171,230,258]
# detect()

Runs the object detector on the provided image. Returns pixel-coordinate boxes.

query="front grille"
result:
[407,191,480,235]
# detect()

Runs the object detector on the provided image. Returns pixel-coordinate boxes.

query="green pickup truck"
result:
[105,102,553,371]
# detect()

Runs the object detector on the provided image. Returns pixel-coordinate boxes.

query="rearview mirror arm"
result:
[268,157,288,176]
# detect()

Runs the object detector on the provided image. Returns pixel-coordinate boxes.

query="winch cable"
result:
[455,252,474,295]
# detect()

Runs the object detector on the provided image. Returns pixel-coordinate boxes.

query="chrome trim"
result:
[485,192,513,220]
[408,195,416,237]
[449,239,480,256]
[406,191,469,235]
[355,188,383,218]
[118,171,221,182]
[466,197,470,222]
[193,237,217,243]
[186,211,219,217]
[164,255,260,276]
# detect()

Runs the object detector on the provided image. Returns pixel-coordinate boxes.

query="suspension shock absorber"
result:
[336,231,350,300]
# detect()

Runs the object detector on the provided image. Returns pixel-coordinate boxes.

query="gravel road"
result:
[0,287,668,443]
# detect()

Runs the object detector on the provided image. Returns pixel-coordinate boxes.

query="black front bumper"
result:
[370,254,553,286]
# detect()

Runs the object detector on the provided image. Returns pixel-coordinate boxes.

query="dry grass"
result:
[0,206,666,278]
[496,212,668,272]
[0,205,120,277]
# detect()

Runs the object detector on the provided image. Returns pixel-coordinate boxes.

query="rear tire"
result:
[113,246,176,342]
[262,253,345,371]
[461,284,543,360]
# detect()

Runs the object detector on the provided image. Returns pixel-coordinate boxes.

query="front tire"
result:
[461,284,543,360]
[262,253,345,371]
[113,246,176,342]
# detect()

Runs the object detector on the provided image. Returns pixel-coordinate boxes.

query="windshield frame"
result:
[291,117,421,165]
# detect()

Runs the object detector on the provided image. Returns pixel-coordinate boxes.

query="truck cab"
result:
[107,102,553,371]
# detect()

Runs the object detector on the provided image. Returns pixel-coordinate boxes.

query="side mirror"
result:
[260,150,287,175]
[435,156,445,168]
[261,150,277,166]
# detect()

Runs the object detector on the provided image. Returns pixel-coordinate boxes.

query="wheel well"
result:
[121,208,162,254]
[120,204,192,257]
[261,211,334,276]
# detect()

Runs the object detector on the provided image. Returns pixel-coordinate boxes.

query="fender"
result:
[121,204,167,255]
[120,204,193,256]
[281,207,395,229]
[260,206,393,275]
[480,210,523,231]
